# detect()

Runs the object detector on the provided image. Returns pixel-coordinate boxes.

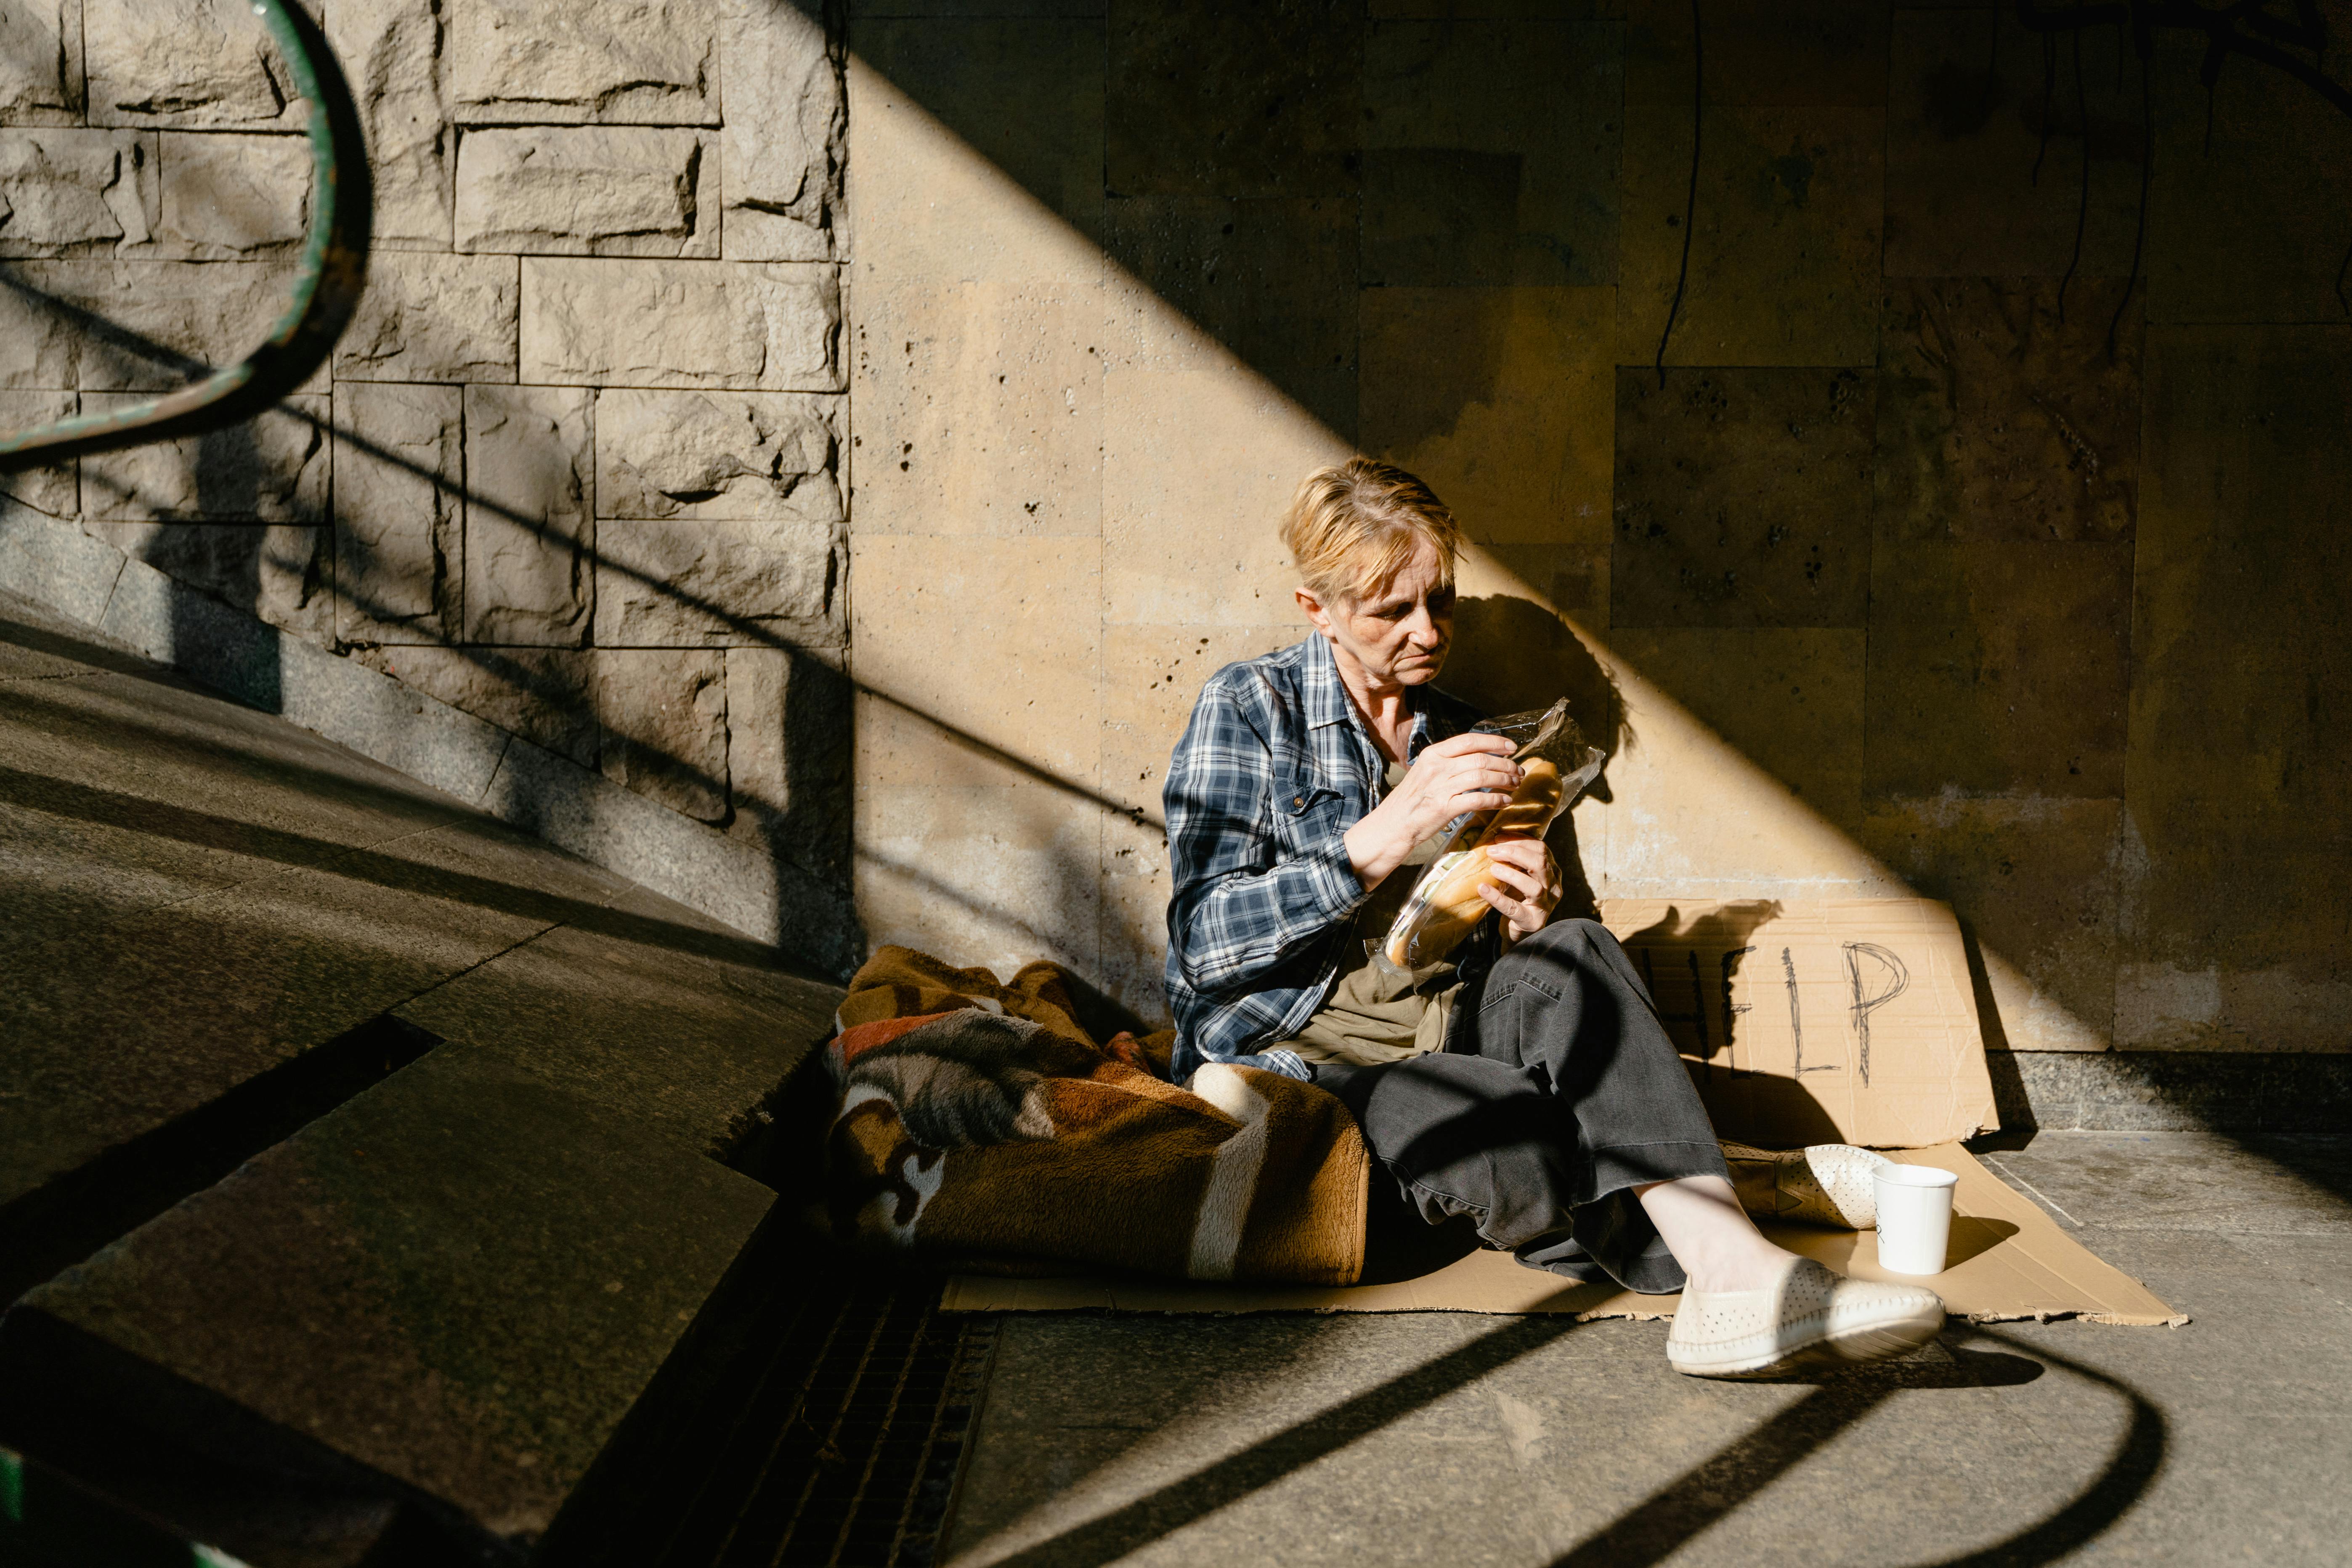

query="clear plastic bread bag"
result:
[1380,697,1606,968]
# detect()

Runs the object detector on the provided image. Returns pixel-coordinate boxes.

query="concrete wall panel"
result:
[1618,105,1884,367]
[2125,325,2352,1049]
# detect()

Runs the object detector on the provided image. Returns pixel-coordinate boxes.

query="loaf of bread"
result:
[1385,757,1563,966]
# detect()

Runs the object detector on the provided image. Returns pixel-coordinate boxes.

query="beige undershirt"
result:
[1284,761,1469,1067]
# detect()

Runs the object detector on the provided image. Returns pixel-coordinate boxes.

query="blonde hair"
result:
[1280,458,1464,606]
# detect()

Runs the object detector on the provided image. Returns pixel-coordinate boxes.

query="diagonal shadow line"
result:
[1904,1327,2166,1568]
[3,570,858,969]
[0,269,211,388]
[857,682,1159,831]
[1,267,1170,835]
[0,600,173,682]
[80,504,1133,877]
[960,1319,2146,1568]
[1546,1325,2163,1568]
[64,470,794,848]
[0,759,818,975]
[1550,1381,1898,1567]
[980,1314,1587,1568]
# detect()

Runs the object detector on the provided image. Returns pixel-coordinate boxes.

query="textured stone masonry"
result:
[0,272,82,385]
[153,131,309,257]
[83,0,300,131]
[450,0,720,127]
[719,0,840,261]
[0,0,858,938]
[595,647,729,821]
[333,250,521,383]
[0,0,83,125]
[334,380,462,645]
[521,257,843,390]
[596,389,842,523]
[0,129,154,255]
[462,383,594,647]
[455,127,717,258]
[724,644,792,837]
[0,389,77,515]
[593,517,843,651]
[8,257,321,391]
[81,393,328,522]
[326,0,454,248]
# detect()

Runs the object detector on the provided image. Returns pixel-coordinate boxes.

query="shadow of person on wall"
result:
[1618,899,1850,1148]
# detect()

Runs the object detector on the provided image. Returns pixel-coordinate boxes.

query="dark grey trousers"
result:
[1311,918,1730,1294]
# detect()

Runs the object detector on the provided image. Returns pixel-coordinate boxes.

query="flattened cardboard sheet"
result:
[940,1145,2186,1327]
[1599,898,1999,1149]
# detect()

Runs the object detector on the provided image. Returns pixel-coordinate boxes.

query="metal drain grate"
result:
[646,1279,999,1568]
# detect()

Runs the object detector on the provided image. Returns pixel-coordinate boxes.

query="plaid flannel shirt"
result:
[1161,632,1487,1082]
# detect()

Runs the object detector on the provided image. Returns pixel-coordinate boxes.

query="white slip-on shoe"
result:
[1667,1256,1945,1380]
[1723,1142,1895,1229]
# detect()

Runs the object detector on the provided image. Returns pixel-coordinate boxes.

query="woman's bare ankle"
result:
[1678,1240,1799,1297]
[1635,1173,1798,1295]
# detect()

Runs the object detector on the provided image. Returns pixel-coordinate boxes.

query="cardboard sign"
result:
[1599,897,1999,1150]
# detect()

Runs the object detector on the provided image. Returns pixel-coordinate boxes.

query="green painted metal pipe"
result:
[0,0,372,472]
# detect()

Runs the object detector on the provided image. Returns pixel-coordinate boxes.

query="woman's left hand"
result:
[1478,838,1563,944]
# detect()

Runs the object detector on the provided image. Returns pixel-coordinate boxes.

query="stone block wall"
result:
[5,0,2349,1111]
[0,0,856,967]
[843,0,2352,1117]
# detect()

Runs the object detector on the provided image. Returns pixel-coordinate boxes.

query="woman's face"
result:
[1299,539,1456,690]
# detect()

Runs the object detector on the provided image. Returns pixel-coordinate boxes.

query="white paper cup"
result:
[1873,1164,1960,1276]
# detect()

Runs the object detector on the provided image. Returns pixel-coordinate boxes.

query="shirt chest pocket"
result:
[1273,773,1350,854]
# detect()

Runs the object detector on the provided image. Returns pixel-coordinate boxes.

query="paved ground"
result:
[0,585,844,1565]
[7,585,2344,1566]
[937,1131,2352,1568]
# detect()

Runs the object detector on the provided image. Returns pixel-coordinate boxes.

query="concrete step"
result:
[0,1016,823,1563]
[0,596,600,1287]
[0,589,847,1561]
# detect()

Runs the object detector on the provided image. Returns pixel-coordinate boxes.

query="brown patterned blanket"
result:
[820,947,1370,1284]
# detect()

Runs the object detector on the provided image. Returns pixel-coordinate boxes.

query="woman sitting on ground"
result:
[1160,457,1944,1379]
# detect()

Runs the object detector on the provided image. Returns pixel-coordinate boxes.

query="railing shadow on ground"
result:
[976,1314,1592,1568]
[956,1319,2156,1568]
[1546,1327,2158,1568]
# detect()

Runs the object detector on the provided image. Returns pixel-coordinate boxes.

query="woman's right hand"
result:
[1343,731,1522,889]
